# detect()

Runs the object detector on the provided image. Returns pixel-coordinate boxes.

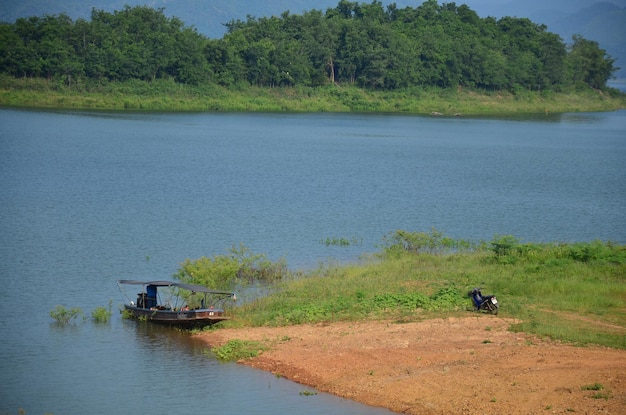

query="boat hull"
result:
[123,304,230,329]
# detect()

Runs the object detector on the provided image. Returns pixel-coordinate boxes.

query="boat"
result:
[117,279,236,329]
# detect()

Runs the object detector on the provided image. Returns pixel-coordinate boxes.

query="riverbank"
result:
[193,236,625,413]
[1,76,625,115]
[197,317,626,414]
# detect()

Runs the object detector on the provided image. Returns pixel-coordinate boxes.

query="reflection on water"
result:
[560,113,606,123]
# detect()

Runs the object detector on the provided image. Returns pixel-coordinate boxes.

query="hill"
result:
[1,0,625,79]
[1,1,619,93]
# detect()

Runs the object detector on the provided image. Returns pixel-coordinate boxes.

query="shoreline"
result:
[1,77,625,115]
[196,317,626,414]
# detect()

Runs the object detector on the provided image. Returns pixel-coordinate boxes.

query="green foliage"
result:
[277,303,331,325]
[51,303,116,325]
[258,285,467,326]
[212,339,267,362]
[488,236,626,265]
[91,301,113,323]
[49,305,85,325]
[174,244,291,291]
[568,35,616,90]
[121,308,134,320]
[1,74,623,114]
[581,383,612,400]
[370,286,465,311]
[322,236,362,247]
[0,2,619,93]
[581,383,604,391]
[381,228,474,257]
[490,235,520,257]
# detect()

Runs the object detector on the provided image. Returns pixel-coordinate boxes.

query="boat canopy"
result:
[118,279,234,296]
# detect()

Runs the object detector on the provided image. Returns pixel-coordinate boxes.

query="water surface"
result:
[1,108,624,414]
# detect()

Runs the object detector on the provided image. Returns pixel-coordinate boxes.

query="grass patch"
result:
[224,231,625,349]
[1,75,624,115]
[581,383,604,391]
[212,339,267,362]
[582,383,612,400]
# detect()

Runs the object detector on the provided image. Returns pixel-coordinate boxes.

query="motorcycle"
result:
[468,287,499,315]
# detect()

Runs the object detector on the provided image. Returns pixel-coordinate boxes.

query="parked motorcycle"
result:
[468,287,499,315]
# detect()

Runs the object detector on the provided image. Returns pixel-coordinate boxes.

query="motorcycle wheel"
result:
[485,302,498,315]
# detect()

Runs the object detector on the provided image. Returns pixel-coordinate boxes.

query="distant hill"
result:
[1,0,624,77]
[529,2,626,77]
[0,0,334,37]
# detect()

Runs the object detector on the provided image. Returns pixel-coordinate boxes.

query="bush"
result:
[50,305,85,325]
[487,236,626,265]
[381,228,472,257]
[175,244,292,290]
[91,301,113,323]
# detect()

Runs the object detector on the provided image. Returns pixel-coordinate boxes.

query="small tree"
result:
[568,35,617,89]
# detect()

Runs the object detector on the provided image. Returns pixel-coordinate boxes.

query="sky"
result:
[2,1,625,24]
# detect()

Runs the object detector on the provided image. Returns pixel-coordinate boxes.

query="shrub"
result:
[381,228,472,256]
[50,305,85,325]
[175,244,291,290]
[91,301,113,323]
[490,235,520,257]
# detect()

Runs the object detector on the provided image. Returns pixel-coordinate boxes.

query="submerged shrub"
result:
[91,301,113,323]
[50,305,85,325]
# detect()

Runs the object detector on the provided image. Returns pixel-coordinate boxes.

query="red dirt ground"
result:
[196,316,626,414]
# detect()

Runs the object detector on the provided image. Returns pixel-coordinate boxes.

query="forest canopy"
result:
[0,0,618,92]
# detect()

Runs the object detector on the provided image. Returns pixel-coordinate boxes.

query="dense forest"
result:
[0,0,618,92]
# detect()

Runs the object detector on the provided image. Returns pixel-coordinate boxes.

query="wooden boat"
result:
[117,280,236,329]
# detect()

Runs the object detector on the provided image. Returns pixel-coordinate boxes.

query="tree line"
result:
[0,0,618,92]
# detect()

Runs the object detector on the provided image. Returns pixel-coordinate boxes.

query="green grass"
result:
[223,232,625,349]
[1,75,624,115]
[211,339,267,361]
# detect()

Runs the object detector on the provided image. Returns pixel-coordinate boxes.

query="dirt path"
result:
[196,317,626,414]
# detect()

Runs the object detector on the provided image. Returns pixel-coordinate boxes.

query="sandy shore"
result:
[196,316,626,414]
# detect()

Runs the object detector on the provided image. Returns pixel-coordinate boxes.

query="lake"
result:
[0,108,625,415]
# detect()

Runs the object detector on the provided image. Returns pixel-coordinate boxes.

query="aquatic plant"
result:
[322,236,363,247]
[49,305,85,325]
[91,300,113,323]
